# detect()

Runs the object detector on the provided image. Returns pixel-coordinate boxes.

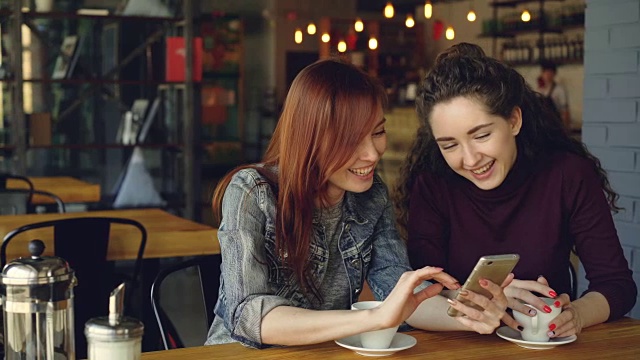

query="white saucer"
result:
[496,326,577,350]
[335,333,417,357]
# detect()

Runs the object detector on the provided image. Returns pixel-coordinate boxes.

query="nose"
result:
[357,137,381,162]
[461,144,481,168]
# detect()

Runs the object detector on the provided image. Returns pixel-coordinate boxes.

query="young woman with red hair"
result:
[202,59,504,348]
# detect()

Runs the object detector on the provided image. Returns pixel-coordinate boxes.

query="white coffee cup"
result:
[351,301,399,349]
[513,297,561,342]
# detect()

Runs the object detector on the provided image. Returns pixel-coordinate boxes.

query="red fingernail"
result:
[549,324,556,331]
[543,305,552,313]
[479,279,488,286]
[549,291,557,298]
[554,300,561,308]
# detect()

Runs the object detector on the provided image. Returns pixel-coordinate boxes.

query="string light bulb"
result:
[521,9,531,22]
[405,14,415,28]
[354,18,364,32]
[445,26,455,40]
[321,32,330,43]
[467,9,476,22]
[307,22,316,35]
[294,28,303,44]
[368,37,378,50]
[424,1,433,19]
[384,2,394,18]
[338,40,347,53]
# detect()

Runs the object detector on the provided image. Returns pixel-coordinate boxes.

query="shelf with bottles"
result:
[481,0,585,37]
[501,34,584,66]
[198,14,244,168]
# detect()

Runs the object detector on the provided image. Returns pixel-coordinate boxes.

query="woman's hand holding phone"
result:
[446,274,520,333]
[446,254,521,333]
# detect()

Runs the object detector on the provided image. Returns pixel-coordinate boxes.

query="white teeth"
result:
[471,161,494,175]
[349,166,374,176]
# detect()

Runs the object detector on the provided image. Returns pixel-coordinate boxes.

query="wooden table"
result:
[140,318,640,359]
[6,176,101,204]
[0,208,219,260]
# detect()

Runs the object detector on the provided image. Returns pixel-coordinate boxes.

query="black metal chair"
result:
[0,174,34,215]
[0,188,66,214]
[0,217,147,358]
[569,261,578,300]
[0,174,66,214]
[0,173,33,191]
[150,256,220,349]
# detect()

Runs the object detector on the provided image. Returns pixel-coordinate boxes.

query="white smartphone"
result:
[447,254,520,317]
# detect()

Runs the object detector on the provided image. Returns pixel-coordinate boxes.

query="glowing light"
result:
[521,10,531,22]
[294,28,303,44]
[467,10,476,22]
[307,22,316,35]
[405,14,415,28]
[424,1,433,19]
[368,37,378,50]
[384,2,394,18]
[445,26,455,40]
[355,18,364,32]
[338,40,347,53]
[321,32,330,43]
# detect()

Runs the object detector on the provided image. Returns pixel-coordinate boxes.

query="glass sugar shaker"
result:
[84,283,143,360]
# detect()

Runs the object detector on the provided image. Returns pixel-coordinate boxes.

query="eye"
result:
[441,143,457,150]
[372,129,386,137]
[475,133,490,140]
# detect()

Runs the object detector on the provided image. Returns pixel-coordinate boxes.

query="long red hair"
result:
[212,59,387,297]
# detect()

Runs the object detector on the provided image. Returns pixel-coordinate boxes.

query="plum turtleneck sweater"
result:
[407,151,636,321]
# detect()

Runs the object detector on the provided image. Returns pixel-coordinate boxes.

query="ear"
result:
[509,106,523,136]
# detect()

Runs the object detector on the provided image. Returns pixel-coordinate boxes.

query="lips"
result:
[349,165,374,176]
[470,160,495,175]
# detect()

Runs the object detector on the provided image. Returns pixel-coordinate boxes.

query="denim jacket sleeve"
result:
[214,169,293,348]
[365,178,413,300]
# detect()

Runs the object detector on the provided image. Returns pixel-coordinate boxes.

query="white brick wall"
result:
[583,0,640,318]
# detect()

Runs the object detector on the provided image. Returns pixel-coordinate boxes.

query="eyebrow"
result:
[435,123,493,142]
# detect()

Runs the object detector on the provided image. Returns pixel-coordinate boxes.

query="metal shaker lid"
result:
[85,283,144,342]
[85,316,144,342]
[1,239,74,285]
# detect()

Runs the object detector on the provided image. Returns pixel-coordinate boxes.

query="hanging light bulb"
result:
[424,1,433,19]
[445,26,455,40]
[467,9,476,22]
[354,18,364,32]
[321,32,331,43]
[368,37,378,50]
[521,9,531,22]
[384,2,394,18]
[338,40,347,53]
[307,22,316,35]
[405,14,415,28]
[294,28,303,44]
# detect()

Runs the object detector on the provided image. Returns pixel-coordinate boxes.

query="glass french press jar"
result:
[1,239,77,359]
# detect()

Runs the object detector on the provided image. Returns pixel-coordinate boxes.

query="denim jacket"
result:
[205,167,411,348]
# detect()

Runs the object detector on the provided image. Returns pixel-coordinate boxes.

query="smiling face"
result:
[325,111,387,205]
[430,96,522,190]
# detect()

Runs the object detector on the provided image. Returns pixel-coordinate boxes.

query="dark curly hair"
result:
[394,43,620,239]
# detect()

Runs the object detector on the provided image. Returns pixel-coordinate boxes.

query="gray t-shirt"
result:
[313,200,351,311]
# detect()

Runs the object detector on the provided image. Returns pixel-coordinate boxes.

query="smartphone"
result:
[447,254,520,317]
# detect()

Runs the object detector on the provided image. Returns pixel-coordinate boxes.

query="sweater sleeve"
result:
[566,159,637,321]
[407,173,450,270]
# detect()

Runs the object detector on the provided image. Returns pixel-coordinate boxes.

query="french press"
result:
[1,239,77,359]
